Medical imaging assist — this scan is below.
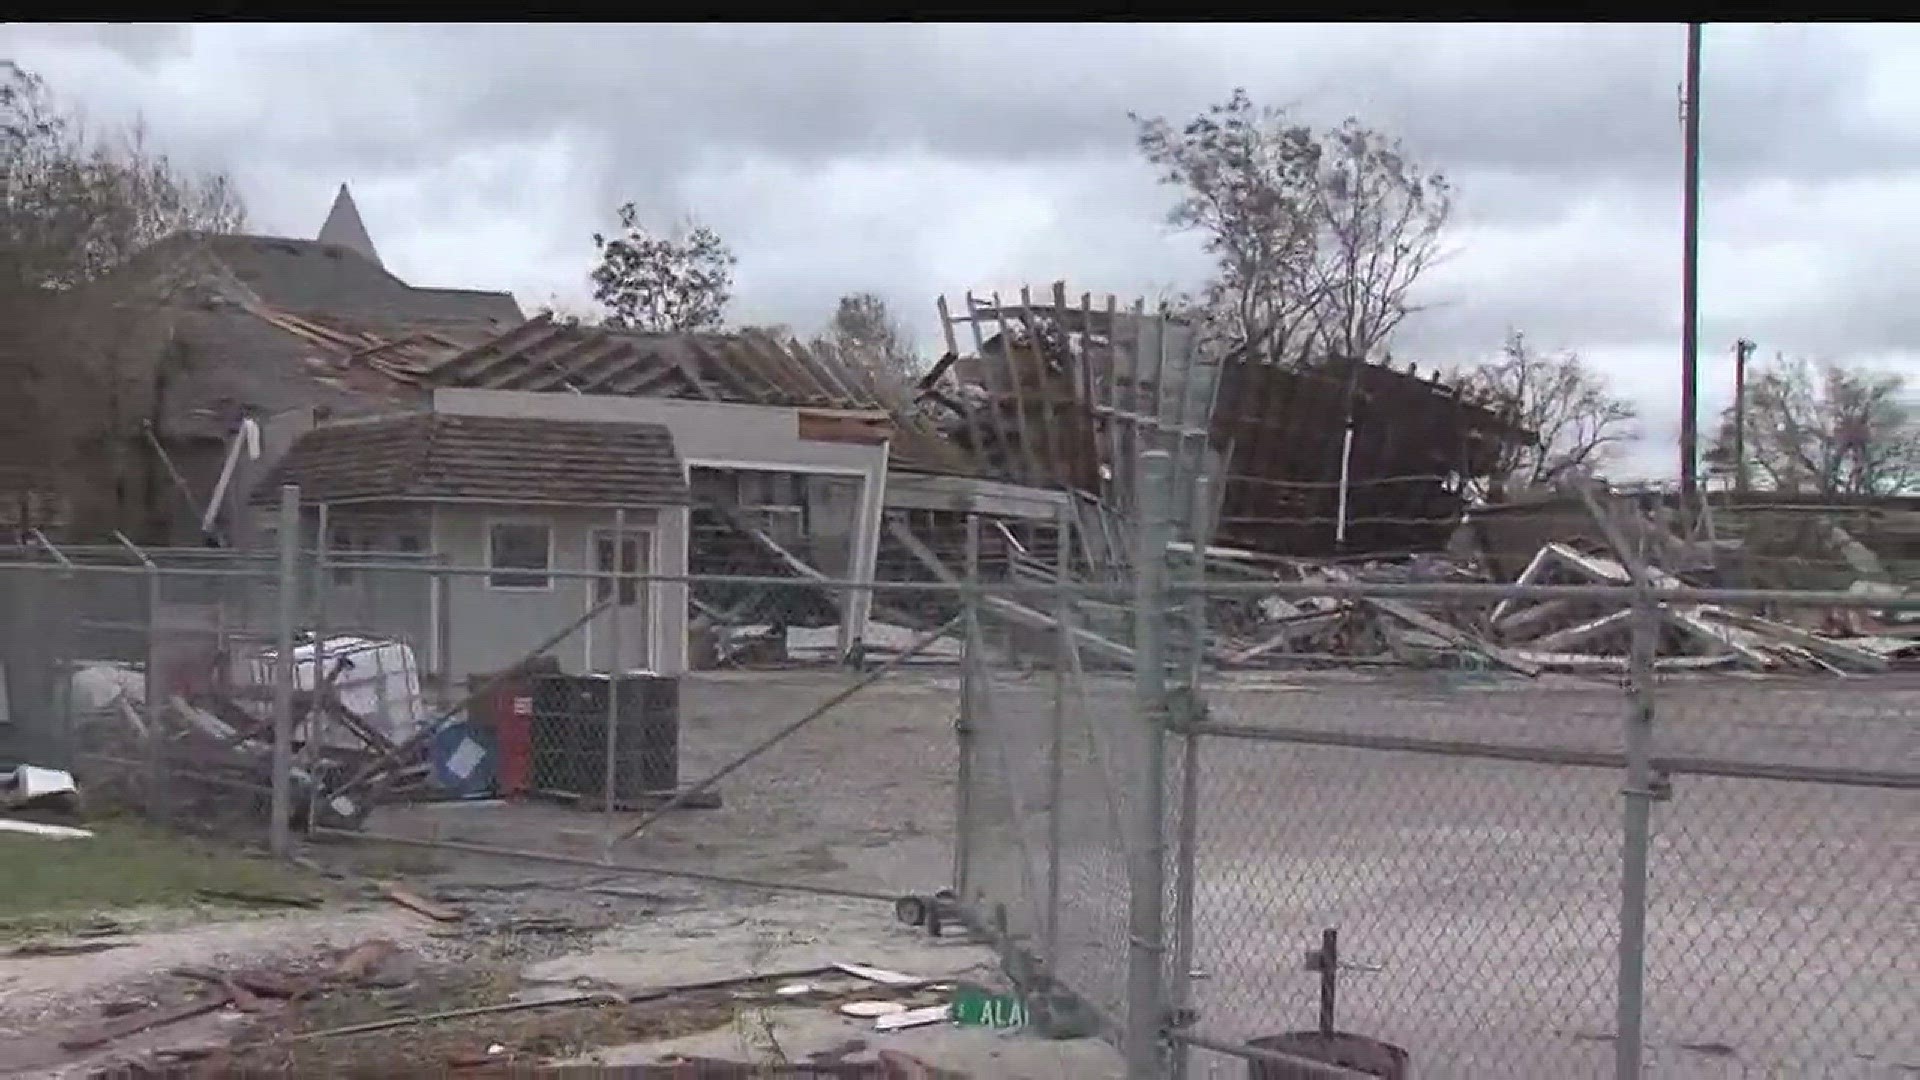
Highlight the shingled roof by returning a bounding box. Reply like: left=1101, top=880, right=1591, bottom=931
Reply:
left=79, top=208, right=526, bottom=438
left=256, top=412, right=690, bottom=509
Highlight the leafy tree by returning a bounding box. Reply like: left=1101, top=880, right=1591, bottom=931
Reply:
left=814, top=291, right=919, bottom=382
left=589, top=203, right=735, bottom=332
left=0, top=61, right=248, bottom=535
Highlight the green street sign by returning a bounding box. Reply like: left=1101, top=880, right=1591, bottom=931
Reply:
left=950, top=987, right=1029, bottom=1029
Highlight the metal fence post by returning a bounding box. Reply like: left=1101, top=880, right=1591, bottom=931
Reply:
left=144, top=563, right=168, bottom=825
left=1168, top=473, right=1210, bottom=1080
left=35, top=533, right=79, bottom=771
left=1127, top=449, right=1174, bottom=1080
left=434, top=558, right=452, bottom=689
left=269, top=484, right=300, bottom=858
left=1617, top=553, right=1658, bottom=1079
left=602, top=507, right=626, bottom=857
left=953, top=513, right=981, bottom=900
left=306, top=505, right=331, bottom=835
left=115, top=532, right=170, bottom=828
left=1046, top=503, right=1071, bottom=971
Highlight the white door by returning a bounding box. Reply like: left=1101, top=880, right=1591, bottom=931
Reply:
left=587, top=528, right=651, bottom=674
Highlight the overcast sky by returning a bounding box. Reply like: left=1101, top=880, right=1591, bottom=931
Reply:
left=6, top=22, right=1919, bottom=480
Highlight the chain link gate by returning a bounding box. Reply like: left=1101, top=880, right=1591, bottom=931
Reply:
left=948, top=453, right=1918, bottom=1079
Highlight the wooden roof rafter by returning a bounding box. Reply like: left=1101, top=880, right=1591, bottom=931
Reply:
left=432, top=315, right=566, bottom=388
left=691, top=334, right=786, bottom=404
left=603, top=345, right=707, bottom=397
left=517, top=332, right=634, bottom=393
left=754, top=332, right=851, bottom=406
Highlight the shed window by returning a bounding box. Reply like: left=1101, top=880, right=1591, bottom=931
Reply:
left=330, top=524, right=360, bottom=585
left=488, top=523, right=552, bottom=589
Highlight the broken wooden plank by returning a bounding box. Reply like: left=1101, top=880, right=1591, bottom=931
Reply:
left=1508, top=651, right=1740, bottom=675
left=59, top=992, right=231, bottom=1050
left=1525, top=609, right=1635, bottom=654
left=1663, top=608, right=1772, bottom=670
left=0, top=818, right=93, bottom=839
left=172, top=965, right=310, bottom=1001
left=379, top=883, right=465, bottom=923
left=1492, top=598, right=1583, bottom=639
left=875, top=1003, right=952, bottom=1033
left=1363, top=597, right=1542, bottom=677
left=1698, top=608, right=1892, bottom=672
left=12, top=939, right=127, bottom=958
left=1487, top=542, right=1659, bottom=625
left=195, top=885, right=321, bottom=909
left=1227, top=610, right=1348, bottom=665
left=832, top=961, right=923, bottom=988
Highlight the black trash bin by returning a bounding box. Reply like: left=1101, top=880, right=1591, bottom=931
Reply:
left=1245, top=1032, right=1409, bottom=1079
left=528, top=673, right=679, bottom=801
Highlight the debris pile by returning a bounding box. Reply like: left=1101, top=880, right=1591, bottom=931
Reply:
left=1208, top=533, right=1920, bottom=678
left=67, top=636, right=441, bottom=832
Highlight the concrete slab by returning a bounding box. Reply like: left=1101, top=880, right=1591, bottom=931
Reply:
left=522, top=895, right=990, bottom=993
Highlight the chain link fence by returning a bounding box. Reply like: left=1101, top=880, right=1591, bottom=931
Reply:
left=4, top=460, right=1916, bottom=1079
left=946, top=454, right=1918, bottom=1079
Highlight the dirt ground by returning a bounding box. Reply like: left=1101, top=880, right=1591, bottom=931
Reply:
left=0, top=668, right=1122, bottom=1079
left=4, top=666, right=1912, bottom=1078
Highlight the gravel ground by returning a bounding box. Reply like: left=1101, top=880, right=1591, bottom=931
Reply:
left=342, top=666, right=1915, bottom=1078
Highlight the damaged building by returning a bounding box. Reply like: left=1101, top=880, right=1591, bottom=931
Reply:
left=0, top=184, right=520, bottom=545
left=919, top=286, right=1532, bottom=560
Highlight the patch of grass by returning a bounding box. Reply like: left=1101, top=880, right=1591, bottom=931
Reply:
left=0, top=817, right=326, bottom=939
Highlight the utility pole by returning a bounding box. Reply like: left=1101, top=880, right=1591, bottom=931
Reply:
left=1733, top=338, right=1755, bottom=493
left=1679, top=22, right=1704, bottom=499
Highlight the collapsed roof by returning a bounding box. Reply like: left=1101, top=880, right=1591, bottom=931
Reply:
left=393, top=315, right=986, bottom=479
left=921, top=286, right=1536, bottom=557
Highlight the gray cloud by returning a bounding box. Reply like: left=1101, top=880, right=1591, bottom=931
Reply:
left=5, top=21, right=1920, bottom=482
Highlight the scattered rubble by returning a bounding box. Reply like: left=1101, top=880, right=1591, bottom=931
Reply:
left=1204, top=502, right=1920, bottom=678
left=63, top=634, right=458, bottom=833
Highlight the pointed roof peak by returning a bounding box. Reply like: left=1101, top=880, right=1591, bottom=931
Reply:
left=317, top=183, right=382, bottom=267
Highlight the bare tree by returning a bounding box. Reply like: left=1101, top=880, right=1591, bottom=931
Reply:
left=1706, top=355, right=1920, bottom=495
left=532, top=293, right=603, bottom=327
left=1131, top=88, right=1450, bottom=362
left=1456, top=331, right=1639, bottom=495
left=590, top=204, right=736, bottom=332
left=814, top=291, right=919, bottom=382
left=0, top=61, right=248, bottom=535
left=1308, top=119, right=1452, bottom=360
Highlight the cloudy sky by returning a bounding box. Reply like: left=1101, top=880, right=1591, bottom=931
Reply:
left=5, top=22, right=1918, bottom=480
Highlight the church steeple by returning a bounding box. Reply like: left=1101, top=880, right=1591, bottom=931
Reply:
left=317, top=183, right=382, bottom=267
